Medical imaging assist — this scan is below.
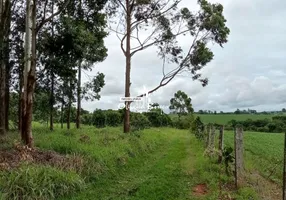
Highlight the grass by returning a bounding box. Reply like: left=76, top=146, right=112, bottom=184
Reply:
left=0, top=125, right=276, bottom=199
left=224, top=131, right=284, bottom=184
left=196, top=114, right=274, bottom=125
left=0, top=164, right=84, bottom=200
left=169, top=113, right=275, bottom=125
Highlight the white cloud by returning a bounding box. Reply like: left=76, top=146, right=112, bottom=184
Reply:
left=81, top=0, right=286, bottom=113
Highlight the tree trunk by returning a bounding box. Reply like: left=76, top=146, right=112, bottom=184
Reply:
left=5, top=63, right=9, bottom=131
left=0, top=55, right=5, bottom=135
left=22, top=0, right=35, bottom=148
left=67, top=102, right=71, bottom=130
left=0, top=0, right=11, bottom=135
left=49, top=0, right=54, bottom=131
left=76, top=64, right=81, bottom=129
left=49, top=71, right=54, bottom=131
left=4, top=11, right=10, bottom=131
left=61, top=100, right=63, bottom=129
left=18, top=66, right=23, bottom=131
left=123, top=0, right=131, bottom=133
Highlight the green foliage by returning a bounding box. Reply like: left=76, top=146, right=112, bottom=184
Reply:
left=226, top=118, right=286, bottom=133
left=0, top=165, right=84, bottom=200
left=172, top=115, right=194, bottom=129
left=82, top=73, right=105, bottom=101
left=222, top=147, right=234, bottom=176
left=92, top=109, right=106, bottom=128
left=144, top=111, right=172, bottom=127
left=169, top=90, right=194, bottom=119
left=81, top=114, right=93, bottom=126
left=191, top=116, right=205, bottom=140
left=105, top=110, right=122, bottom=127
left=130, top=112, right=151, bottom=131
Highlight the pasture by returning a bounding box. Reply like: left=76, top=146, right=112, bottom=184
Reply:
left=196, top=114, right=274, bottom=124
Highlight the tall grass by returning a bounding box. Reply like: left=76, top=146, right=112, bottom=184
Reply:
left=0, top=126, right=166, bottom=199
left=0, top=164, right=84, bottom=200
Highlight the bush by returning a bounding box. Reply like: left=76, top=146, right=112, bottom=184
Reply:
left=267, top=123, right=277, bottom=132
left=272, top=116, right=286, bottom=122
left=0, top=165, right=85, bottom=200
left=257, top=126, right=269, bottom=132
left=105, top=110, right=122, bottom=127
left=92, top=109, right=106, bottom=128
left=144, top=112, right=172, bottom=127
left=172, top=115, right=193, bottom=129
left=191, top=117, right=205, bottom=140
left=81, top=114, right=93, bottom=125
left=130, top=112, right=151, bottom=131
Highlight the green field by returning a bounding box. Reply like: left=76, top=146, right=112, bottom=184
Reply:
left=224, top=131, right=284, bottom=183
left=196, top=114, right=274, bottom=124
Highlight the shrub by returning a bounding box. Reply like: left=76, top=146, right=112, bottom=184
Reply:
left=105, top=110, right=122, bottom=126
left=272, top=116, right=286, bottom=122
left=0, top=165, right=85, bottom=200
left=92, top=109, right=106, bottom=128
left=144, top=112, right=172, bottom=127
left=267, top=123, right=277, bottom=132
left=130, top=112, right=151, bottom=131
left=191, top=117, right=205, bottom=140
left=81, top=114, right=93, bottom=125
left=257, top=126, right=269, bottom=132
left=172, top=115, right=193, bottom=129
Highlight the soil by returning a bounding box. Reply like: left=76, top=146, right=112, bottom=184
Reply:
left=0, top=142, right=83, bottom=171
left=193, top=183, right=208, bottom=196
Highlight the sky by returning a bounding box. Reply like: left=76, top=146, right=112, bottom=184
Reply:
left=81, top=0, right=286, bottom=113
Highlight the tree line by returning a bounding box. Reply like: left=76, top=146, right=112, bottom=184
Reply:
left=0, top=0, right=229, bottom=148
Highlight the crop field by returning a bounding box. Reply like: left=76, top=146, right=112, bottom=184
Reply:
left=196, top=114, right=275, bottom=124
left=224, top=131, right=284, bottom=183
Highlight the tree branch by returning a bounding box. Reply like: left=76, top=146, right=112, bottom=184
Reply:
left=36, top=0, right=71, bottom=33
left=130, top=29, right=189, bottom=57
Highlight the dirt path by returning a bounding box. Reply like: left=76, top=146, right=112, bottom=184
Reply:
left=61, top=131, right=195, bottom=200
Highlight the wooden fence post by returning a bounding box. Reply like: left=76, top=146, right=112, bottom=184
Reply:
left=235, top=126, right=244, bottom=188
left=205, top=124, right=211, bottom=148
left=218, top=125, right=224, bottom=164
left=209, top=125, right=215, bottom=150
left=283, top=132, right=286, bottom=200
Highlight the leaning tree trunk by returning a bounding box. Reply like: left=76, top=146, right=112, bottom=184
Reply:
left=123, top=0, right=131, bottom=133
left=76, top=64, right=81, bottom=129
left=22, top=0, right=35, bottom=148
